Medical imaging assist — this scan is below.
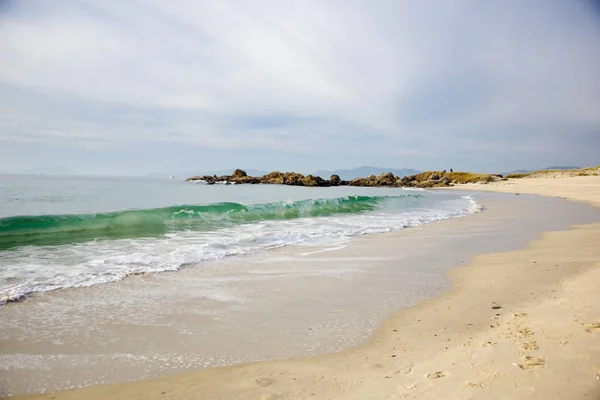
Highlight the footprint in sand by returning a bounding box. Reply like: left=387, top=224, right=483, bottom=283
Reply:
left=516, top=327, right=534, bottom=338
left=399, top=364, right=414, bottom=375
left=254, top=377, right=275, bottom=387
left=361, top=363, right=383, bottom=369
left=426, top=371, right=448, bottom=379
left=465, top=381, right=485, bottom=388
left=521, top=341, right=539, bottom=350
left=580, top=321, right=600, bottom=333
left=518, top=356, right=545, bottom=370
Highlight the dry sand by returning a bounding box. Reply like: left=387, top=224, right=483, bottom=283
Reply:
left=14, top=176, right=600, bottom=400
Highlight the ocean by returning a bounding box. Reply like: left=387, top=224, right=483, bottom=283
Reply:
left=0, top=174, right=477, bottom=305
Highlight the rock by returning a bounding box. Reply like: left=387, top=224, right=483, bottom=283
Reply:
left=416, top=180, right=438, bottom=188
left=300, top=175, right=326, bottom=187
left=375, top=172, right=396, bottom=186
left=186, top=169, right=493, bottom=188
left=232, top=169, right=247, bottom=178
left=185, top=175, right=215, bottom=183
left=185, top=175, right=205, bottom=181
left=415, top=179, right=452, bottom=188
left=231, top=176, right=260, bottom=184
left=349, top=177, right=369, bottom=187
left=282, top=172, right=304, bottom=186
left=262, top=171, right=284, bottom=185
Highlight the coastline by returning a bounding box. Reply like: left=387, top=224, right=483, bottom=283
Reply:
left=12, top=177, right=600, bottom=399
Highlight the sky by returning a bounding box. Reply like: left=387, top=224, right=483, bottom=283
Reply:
left=0, top=0, right=599, bottom=176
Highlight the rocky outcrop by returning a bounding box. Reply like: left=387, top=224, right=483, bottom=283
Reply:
left=347, top=172, right=400, bottom=187
left=186, top=169, right=497, bottom=188
left=262, top=171, right=285, bottom=185
left=281, top=172, right=305, bottom=186
left=329, top=174, right=341, bottom=186
left=232, top=169, right=247, bottom=178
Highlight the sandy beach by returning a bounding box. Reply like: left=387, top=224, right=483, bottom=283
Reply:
left=11, top=176, right=600, bottom=400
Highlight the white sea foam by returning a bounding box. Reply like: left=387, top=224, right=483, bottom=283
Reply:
left=0, top=194, right=479, bottom=304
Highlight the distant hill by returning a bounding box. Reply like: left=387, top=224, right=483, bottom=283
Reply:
left=313, top=166, right=421, bottom=181
left=202, top=168, right=269, bottom=177
left=502, top=166, right=579, bottom=176
left=147, top=168, right=269, bottom=179
left=0, top=165, right=77, bottom=175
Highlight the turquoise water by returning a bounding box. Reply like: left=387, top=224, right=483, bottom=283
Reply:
left=0, top=174, right=477, bottom=303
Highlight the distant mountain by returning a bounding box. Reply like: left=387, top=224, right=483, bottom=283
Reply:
left=313, top=166, right=421, bottom=181
left=203, top=168, right=269, bottom=177
left=147, top=168, right=269, bottom=179
left=502, top=166, right=579, bottom=176
left=0, top=165, right=77, bottom=175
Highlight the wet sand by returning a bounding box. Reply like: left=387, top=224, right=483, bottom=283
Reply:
left=4, top=177, right=600, bottom=399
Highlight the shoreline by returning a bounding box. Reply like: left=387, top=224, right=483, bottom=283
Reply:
left=12, top=177, right=600, bottom=399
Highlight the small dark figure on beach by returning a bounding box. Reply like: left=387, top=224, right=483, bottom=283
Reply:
left=450, top=168, right=453, bottom=172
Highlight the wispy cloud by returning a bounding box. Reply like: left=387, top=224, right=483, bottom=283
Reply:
left=0, top=0, right=599, bottom=173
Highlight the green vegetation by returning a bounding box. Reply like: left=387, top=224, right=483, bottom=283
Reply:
left=443, top=172, right=494, bottom=184
left=506, top=165, right=600, bottom=179
left=406, top=170, right=495, bottom=185
left=505, top=172, right=532, bottom=179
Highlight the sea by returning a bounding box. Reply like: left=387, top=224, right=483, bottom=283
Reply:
left=0, top=174, right=478, bottom=305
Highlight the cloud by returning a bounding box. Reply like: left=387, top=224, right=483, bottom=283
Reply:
left=0, top=0, right=599, bottom=173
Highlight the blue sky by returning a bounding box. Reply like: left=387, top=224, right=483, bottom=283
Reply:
left=0, top=0, right=599, bottom=175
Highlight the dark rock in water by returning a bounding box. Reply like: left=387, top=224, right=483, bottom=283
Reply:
left=232, top=169, right=247, bottom=178
left=186, top=169, right=494, bottom=188
left=282, top=172, right=304, bottom=186
left=262, top=171, right=285, bottom=185
left=375, top=172, right=396, bottom=186
left=348, top=172, right=398, bottom=187
left=231, top=176, right=260, bottom=184
left=348, top=177, right=369, bottom=187
left=395, top=176, right=412, bottom=187
left=300, top=174, right=326, bottom=187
